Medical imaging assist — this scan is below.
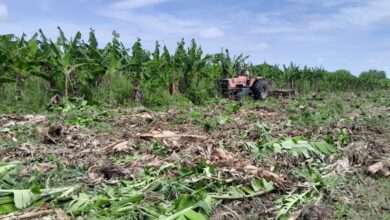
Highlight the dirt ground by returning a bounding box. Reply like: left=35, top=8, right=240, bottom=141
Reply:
left=0, top=91, right=389, bottom=219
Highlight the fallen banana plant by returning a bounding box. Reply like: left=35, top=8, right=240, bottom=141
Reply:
left=246, top=137, right=336, bottom=161
left=209, top=178, right=275, bottom=200
left=0, top=163, right=19, bottom=189
left=276, top=187, right=316, bottom=219
left=0, top=185, right=81, bottom=214
left=275, top=160, right=330, bottom=218
left=161, top=195, right=212, bottom=220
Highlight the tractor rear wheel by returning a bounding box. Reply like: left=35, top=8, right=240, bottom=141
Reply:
left=252, top=80, right=269, bottom=100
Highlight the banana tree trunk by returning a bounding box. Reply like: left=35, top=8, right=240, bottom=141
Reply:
left=133, top=71, right=144, bottom=103
left=169, top=70, right=178, bottom=95
left=133, top=86, right=142, bottom=103
left=64, top=76, right=68, bottom=97
left=0, top=84, right=4, bottom=96
left=289, top=79, right=294, bottom=90
left=15, top=72, right=26, bottom=99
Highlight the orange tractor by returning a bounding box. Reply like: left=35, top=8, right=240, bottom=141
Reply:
left=219, top=70, right=269, bottom=100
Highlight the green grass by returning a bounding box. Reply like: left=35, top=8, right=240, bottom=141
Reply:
left=331, top=175, right=390, bottom=219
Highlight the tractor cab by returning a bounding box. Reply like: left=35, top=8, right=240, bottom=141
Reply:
left=219, top=70, right=269, bottom=100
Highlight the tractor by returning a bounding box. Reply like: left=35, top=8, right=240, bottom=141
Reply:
left=219, top=69, right=269, bottom=100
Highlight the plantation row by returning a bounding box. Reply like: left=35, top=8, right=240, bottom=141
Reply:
left=0, top=28, right=389, bottom=110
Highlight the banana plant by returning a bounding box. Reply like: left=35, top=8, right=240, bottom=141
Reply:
left=142, top=41, right=166, bottom=102
left=101, top=31, right=124, bottom=103
left=161, top=45, right=174, bottom=94
left=283, top=62, right=301, bottom=91
left=5, top=33, right=51, bottom=97
left=0, top=34, right=17, bottom=85
left=311, top=67, right=324, bottom=91
left=48, top=27, right=89, bottom=97
left=213, top=49, right=233, bottom=78
left=173, top=39, right=187, bottom=94
left=75, top=29, right=106, bottom=96
left=187, top=39, right=212, bottom=88
left=129, top=38, right=150, bottom=102
left=301, top=66, right=313, bottom=93
left=232, top=53, right=249, bottom=74
left=251, top=62, right=283, bottom=88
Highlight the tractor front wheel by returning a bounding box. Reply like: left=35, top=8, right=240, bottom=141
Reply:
left=252, top=80, right=269, bottom=100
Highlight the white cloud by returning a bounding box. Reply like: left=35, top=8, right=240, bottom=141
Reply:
left=102, top=0, right=226, bottom=40
left=98, top=8, right=227, bottom=41
left=251, top=0, right=390, bottom=34
left=99, top=9, right=200, bottom=37
left=110, top=0, right=170, bottom=10
left=0, top=3, right=8, bottom=20
left=337, top=0, right=390, bottom=26
left=101, top=0, right=208, bottom=40
left=199, top=27, right=224, bottom=38
left=366, top=56, right=385, bottom=63
left=252, top=26, right=299, bottom=34
left=251, top=12, right=302, bottom=34
left=286, top=0, right=361, bottom=7
left=38, top=0, right=51, bottom=12
left=251, top=43, right=269, bottom=51
left=308, top=0, right=390, bottom=30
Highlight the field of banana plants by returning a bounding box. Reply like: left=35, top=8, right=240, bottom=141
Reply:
left=1, top=29, right=390, bottom=113
left=1, top=90, right=389, bottom=219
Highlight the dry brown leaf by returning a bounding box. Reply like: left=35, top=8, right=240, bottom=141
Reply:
left=4, top=115, right=47, bottom=127
left=261, top=170, right=285, bottom=182
left=213, top=148, right=233, bottom=160
left=145, top=158, right=164, bottom=167
left=243, top=164, right=259, bottom=175
left=136, top=112, right=154, bottom=122
left=87, top=165, right=104, bottom=184
left=367, top=158, right=390, bottom=177
left=5, top=209, right=55, bottom=220
left=33, top=162, right=56, bottom=172
left=54, top=209, right=71, bottom=220
left=335, top=157, right=350, bottom=174
left=138, top=130, right=206, bottom=140
left=113, top=141, right=129, bottom=152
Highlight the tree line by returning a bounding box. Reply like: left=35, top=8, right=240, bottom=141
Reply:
left=251, top=63, right=389, bottom=93
left=0, top=28, right=389, bottom=110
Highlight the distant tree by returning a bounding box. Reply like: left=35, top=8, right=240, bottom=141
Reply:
left=359, top=69, right=387, bottom=80
left=333, top=69, right=355, bottom=91
left=359, top=69, right=387, bottom=90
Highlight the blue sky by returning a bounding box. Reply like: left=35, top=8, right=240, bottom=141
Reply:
left=0, top=0, right=389, bottom=76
